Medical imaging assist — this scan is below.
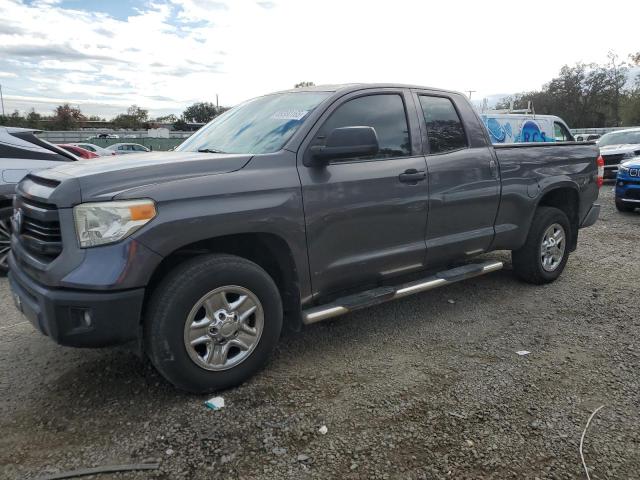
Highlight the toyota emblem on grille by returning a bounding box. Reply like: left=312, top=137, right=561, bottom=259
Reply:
left=12, top=208, right=23, bottom=233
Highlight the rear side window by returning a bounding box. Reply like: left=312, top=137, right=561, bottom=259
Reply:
left=317, top=94, right=411, bottom=160
left=418, top=96, right=467, bottom=154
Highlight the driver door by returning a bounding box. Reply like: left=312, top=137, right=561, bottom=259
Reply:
left=297, top=90, right=429, bottom=298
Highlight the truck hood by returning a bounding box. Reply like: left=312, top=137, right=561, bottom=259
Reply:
left=599, top=144, right=639, bottom=154
left=34, top=151, right=253, bottom=203
left=621, top=159, right=640, bottom=169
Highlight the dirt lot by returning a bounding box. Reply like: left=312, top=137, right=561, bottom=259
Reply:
left=1, top=186, right=638, bottom=480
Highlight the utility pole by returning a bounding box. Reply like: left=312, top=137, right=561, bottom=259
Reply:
left=0, top=83, right=5, bottom=117
left=466, top=90, right=476, bottom=99
left=216, top=94, right=219, bottom=108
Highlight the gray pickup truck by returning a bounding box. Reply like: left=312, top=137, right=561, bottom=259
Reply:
left=8, top=84, right=601, bottom=392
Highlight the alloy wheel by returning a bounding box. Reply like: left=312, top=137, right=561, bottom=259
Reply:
left=183, top=285, right=264, bottom=371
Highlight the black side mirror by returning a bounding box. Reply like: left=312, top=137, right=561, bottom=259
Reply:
left=306, top=126, right=379, bottom=167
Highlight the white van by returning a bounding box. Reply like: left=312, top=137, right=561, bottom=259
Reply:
left=479, top=113, right=574, bottom=144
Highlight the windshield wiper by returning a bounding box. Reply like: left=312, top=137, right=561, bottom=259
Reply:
left=197, top=148, right=227, bottom=154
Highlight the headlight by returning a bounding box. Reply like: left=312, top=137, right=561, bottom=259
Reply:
left=73, top=199, right=156, bottom=248
left=619, top=164, right=630, bottom=173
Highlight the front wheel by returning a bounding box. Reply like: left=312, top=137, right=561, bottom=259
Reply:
left=512, top=207, right=571, bottom=285
left=0, top=207, right=13, bottom=275
left=144, top=254, right=283, bottom=393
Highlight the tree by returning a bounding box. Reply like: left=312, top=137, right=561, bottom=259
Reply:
left=605, top=51, right=628, bottom=126
left=26, top=109, right=42, bottom=129
left=294, top=81, right=315, bottom=88
left=127, top=105, right=148, bottom=123
left=154, top=114, right=178, bottom=123
left=494, top=55, right=638, bottom=128
left=621, top=52, right=640, bottom=126
left=0, top=110, right=26, bottom=128
left=112, top=104, right=149, bottom=129
left=182, top=102, right=219, bottom=123
left=173, top=117, right=188, bottom=131
left=51, top=104, right=85, bottom=130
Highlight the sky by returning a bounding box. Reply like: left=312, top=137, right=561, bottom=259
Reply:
left=0, top=0, right=638, bottom=119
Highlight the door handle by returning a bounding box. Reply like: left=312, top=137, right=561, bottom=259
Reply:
left=399, top=169, right=426, bottom=183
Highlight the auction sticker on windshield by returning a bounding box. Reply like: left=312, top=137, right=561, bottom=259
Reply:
left=271, top=110, right=309, bottom=121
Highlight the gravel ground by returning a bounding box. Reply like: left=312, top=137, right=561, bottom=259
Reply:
left=1, top=186, right=638, bottom=480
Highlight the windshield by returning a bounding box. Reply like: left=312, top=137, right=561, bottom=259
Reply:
left=176, top=91, right=331, bottom=155
left=598, top=131, right=640, bottom=147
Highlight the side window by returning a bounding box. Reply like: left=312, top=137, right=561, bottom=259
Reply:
left=316, top=94, right=410, bottom=161
left=418, top=96, right=468, bottom=154
left=553, top=122, right=572, bottom=142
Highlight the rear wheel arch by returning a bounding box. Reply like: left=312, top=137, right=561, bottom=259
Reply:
left=143, top=232, right=303, bottom=332
left=535, top=185, right=580, bottom=251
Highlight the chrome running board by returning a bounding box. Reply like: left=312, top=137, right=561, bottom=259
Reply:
left=302, top=260, right=503, bottom=325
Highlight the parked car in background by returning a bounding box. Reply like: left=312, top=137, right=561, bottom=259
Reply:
left=97, top=133, right=119, bottom=139
left=480, top=113, right=574, bottom=144
left=106, top=143, right=151, bottom=155
left=0, top=127, right=77, bottom=273
left=615, top=158, right=640, bottom=212
left=71, top=143, right=117, bottom=157
left=7, top=83, right=601, bottom=392
left=574, top=133, right=601, bottom=142
left=57, top=144, right=99, bottom=159
left=596, top=128, right=640, bottom=179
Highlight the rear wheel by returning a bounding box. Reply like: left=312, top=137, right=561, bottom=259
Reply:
left=615, top=199, right=635, bottom=212
left=0, top=207, right=13, bottom=275
left=512, top=207, right=571, bottom=284
left=144, top=254, right=283, bottom=393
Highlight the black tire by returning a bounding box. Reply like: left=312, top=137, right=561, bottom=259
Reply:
left=615, top=200, right=635, bottom=213
left=511, top=207, right=571, bottom=285
left=144, top=254, right=283, bottom=393
left=0, top=207, right=13, bottom=275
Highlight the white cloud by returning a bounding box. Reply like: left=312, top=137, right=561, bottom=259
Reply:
left=0, top=0, right=638, bottom=118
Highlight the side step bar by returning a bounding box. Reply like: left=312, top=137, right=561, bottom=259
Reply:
left=302, top=260, right=503, bottom=325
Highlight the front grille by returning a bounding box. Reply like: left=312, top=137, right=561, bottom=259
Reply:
left=602, top=153, right=625, bottom=166
left=17, top=197, right=63, bottom=260
left=625, top=189, right=640, bottom=200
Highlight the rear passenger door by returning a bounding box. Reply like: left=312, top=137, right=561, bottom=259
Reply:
left=298, top=89, right=429, bottom=298
left=414, top=92, right=500, bottom=266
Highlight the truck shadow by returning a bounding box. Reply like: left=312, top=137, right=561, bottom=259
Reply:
left=14, top=257, right=527, bottom=419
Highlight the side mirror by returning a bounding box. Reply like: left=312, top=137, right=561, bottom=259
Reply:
left=306, top=126, right=379, bottom=166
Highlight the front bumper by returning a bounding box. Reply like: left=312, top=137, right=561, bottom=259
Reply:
left=8, top=253, right=145, bottom=347
left=615, top=173, right=640, bottom=204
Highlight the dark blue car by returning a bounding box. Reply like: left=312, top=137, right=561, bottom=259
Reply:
left=616, top=159, right=640, bottom=212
